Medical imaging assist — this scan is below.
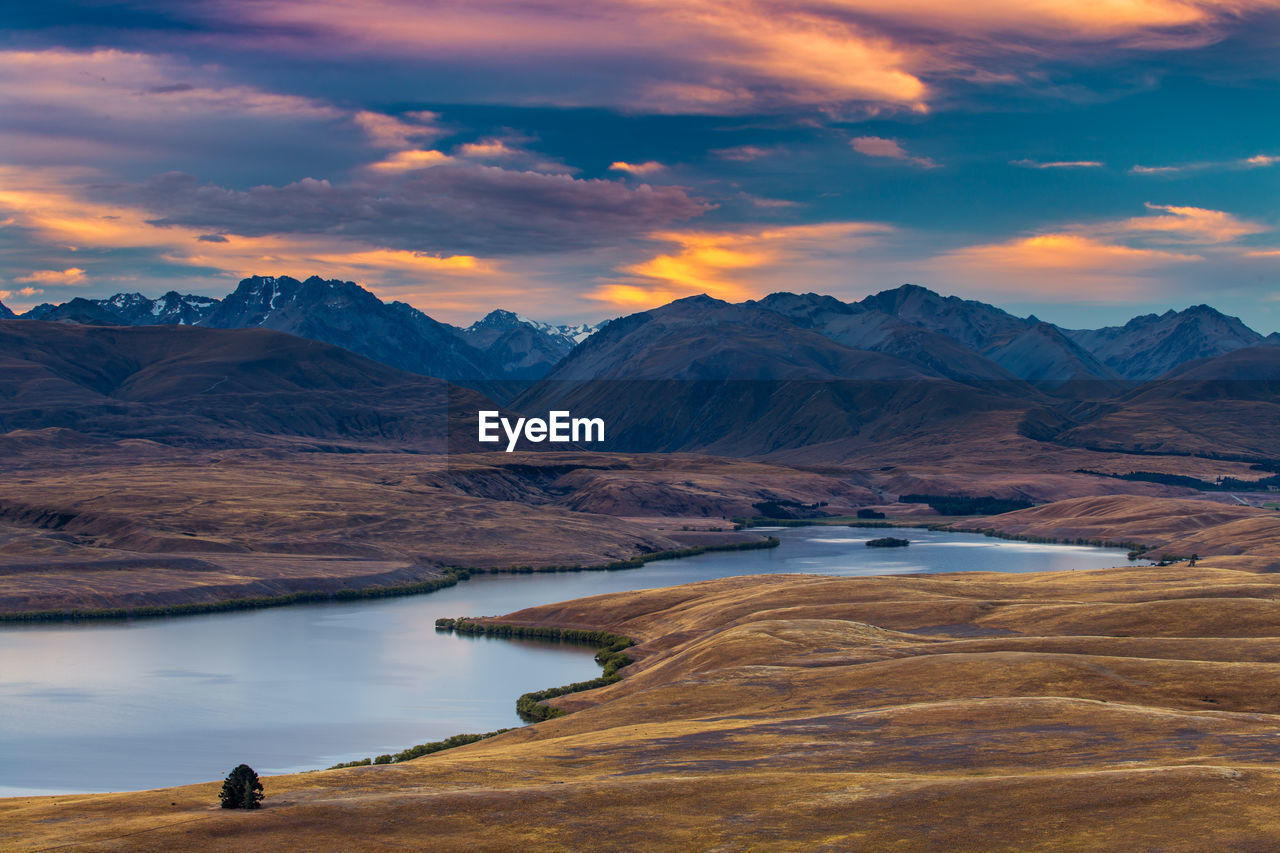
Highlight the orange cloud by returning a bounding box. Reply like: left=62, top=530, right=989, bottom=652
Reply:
left=1116, top=203, right=1268, bottom=243
left=366, top=149, right=452, bottom=172
left=823, top=0, right=1244, bottom=41
left=0, top=165, right=513, bottom=315
left=1012, top=159, right=1104, bottom=168
left=15, top=267, right=86, bottom=285
left=929, top=232, right=1202, bottom=299
left=590, top=221, right=893, bottom=309
left=454, top=140, right=521, bottom=159
left=851, top=136, right=938, bottom=167
left=203, top=0, right=1276, bottom=115
left=448, top=137, right=573, bottom=173
left=609, top=161, right=665, bottom=175
left=950, top=233, right=1199, bottom=269
left=354, top=110, right=444, bottom=148
left=589, top=283, right=692, bottom=309
left=0, top=286, right=44, bottom=300
left=211, top=0, right=932, bottom=114
left=302, top=249, right=491, bottom=276
left=679, top=9, right=928, bottom=113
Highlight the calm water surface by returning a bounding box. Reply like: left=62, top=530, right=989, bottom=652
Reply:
left=0, top=527, right=1131, bottom=796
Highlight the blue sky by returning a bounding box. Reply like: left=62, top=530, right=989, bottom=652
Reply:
left=1, top=0, right=1277, bottom=330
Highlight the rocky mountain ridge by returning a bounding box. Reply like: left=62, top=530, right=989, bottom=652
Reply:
left=12, top=279, right=1272, bottom=387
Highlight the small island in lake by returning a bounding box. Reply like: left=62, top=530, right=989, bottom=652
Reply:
left=866, top=536, right=910, bottom=548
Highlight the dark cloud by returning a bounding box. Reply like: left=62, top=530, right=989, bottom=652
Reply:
left=127, top=166, right=712, bottom=255
left=196, top=233, right=228, bottom=242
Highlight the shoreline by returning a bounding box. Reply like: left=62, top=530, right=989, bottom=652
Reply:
left=0, top=535, right=780, bottom=623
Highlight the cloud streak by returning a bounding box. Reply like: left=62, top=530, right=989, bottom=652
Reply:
left=1012, top=159, right=1104, bottom=169
left=15, top=267, right=86, bottom=285
left=591, top=221, right=894, bottom=308
left=161, top=0, right=1280, bottom=115
left=923, top=201, right=1271, bottom=300
left=123, top=166, right=710, bottom=255
left=1130, top=153, right=1280, bottom=174
left=610, top=161, right=665, bottom=175
left=851, top=136, right=938, bottom=167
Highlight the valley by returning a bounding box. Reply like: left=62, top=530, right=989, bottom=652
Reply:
left=9, top=560, right=1280, bottom=850
left=2, top=283, right=1278, bottom=850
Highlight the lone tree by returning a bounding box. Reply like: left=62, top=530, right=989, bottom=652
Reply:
left=219, top=764, right=264, bottom=810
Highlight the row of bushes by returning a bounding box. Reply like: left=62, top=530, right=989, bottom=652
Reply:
left=328, top=729, right=512, bottom=769
left=516, top=674, right=622, bottom=722
left=435, top=620, right=637, bottom=722
left=328, top=623, right=640, bottom=768
left=898, top=494, right=1035, bottom=516
left=1075, top=468, right=1280, bottom=492
left=750, top=499, right=829, bottom=520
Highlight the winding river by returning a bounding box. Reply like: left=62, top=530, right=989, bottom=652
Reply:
left=0, top=527, right=1132, bottom=796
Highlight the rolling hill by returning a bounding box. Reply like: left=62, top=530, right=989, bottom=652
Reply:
left=0, top=319, right=489, bottom=449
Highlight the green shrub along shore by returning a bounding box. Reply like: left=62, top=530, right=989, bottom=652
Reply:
left=0, top=537, right=779, bottom=623
left=328, top=731, right=513, bottom=769
left=327, top=621, right=637, bottom=769
left=435, top=619, right=636, bottom=722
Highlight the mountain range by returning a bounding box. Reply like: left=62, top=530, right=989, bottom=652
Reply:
left=10, top=278, right=1274, bottom=386
left=6, top=278, right=1278, bottom=460
left=8, top=277, right=602, bottom=384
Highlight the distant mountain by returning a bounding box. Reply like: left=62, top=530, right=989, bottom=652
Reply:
left=19, top=303, right=55, bottom=320
left=858, top=283, right=1030, bottom=353
left=0, top=299, right=12, bottom=320
left=545, top=294, right=935, bottom=381
left=13, top=278, right=1271, bottom=390
left=1066, top=305, right=1264, bottom=380
left=751, top=292, right=1021, bottom=383
left=9, top=277, right=595, bottom=384
left=465, top=311, right=599, bottom=349
left=519, top=294, right=1024, bottom=454
left=96, top=291, right=221, bottom=326
left=459, top=309, right=599, bottom=379
left=19, top=292, right=219, bottom=326
left=198, top=275, right=499, bottom=382
left=1159, top=344, right=1280, bottom=383
left=23, top=297, right=128, bottom=326
left=982, top=322, right=1121, bottom=384
left=0, top=319, right=491, bottom=450
left=854, top=284, right=1120, bottom=384
left=1037, top=345, right=1280, bottom=460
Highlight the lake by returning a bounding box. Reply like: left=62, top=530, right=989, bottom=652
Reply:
left=0, top=526, right=1132, bottom=796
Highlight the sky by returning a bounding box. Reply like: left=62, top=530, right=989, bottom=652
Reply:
left=1, top=0, right=1278, bottom=330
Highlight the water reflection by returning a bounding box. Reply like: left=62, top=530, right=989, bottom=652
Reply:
left=0, top=526, right=1130, bottom=795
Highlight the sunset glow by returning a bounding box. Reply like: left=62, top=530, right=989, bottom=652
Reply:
left=0, top=1, right=1275, bottom=327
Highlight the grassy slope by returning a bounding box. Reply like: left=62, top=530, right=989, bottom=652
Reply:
left=9, top=563, right=1280, bottom=851
left=968, top=493, right=1280, bottom=570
